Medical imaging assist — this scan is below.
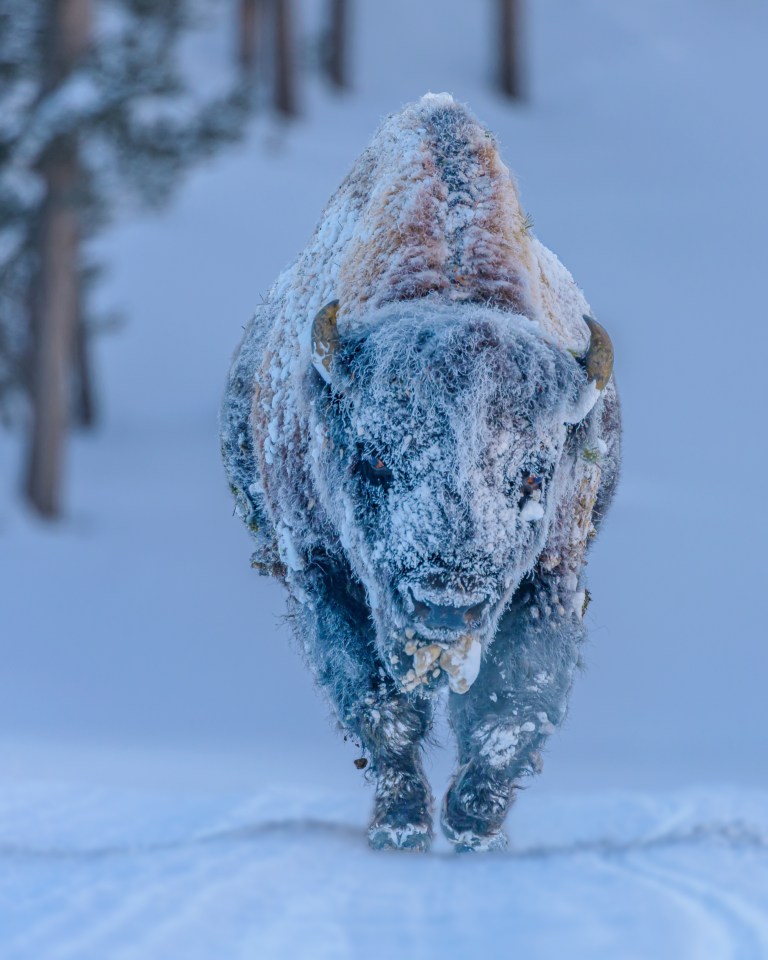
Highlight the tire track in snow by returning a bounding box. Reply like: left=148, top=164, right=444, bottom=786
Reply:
left=510, top=819, right=768, bottom=862
left=103, top=843, right=298, bottom=960
left=521, top=820, right=768, bottom=960
left=0, top=818, right=361, bottom=862
left=1, top=815, right=766, bottom=862
left=624, top=856, right=768, bottom=960
left=4, top=841, right=278, bottom=960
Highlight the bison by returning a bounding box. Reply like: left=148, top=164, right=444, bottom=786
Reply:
left=221, top=94, right=620, bottom=852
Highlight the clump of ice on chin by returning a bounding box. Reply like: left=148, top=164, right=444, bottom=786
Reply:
left=400, top=633, right=483, bottom=694
left=440, top=634, right=482, bottom=694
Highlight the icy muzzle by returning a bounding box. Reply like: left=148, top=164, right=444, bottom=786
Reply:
left=399, top=633, right=482, bottom=695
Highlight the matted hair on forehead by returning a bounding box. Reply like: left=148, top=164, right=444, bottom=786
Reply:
left=341, top=302, right=584, bottom=429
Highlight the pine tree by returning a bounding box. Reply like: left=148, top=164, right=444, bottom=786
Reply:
left=0, top=0, right=251, bottom=516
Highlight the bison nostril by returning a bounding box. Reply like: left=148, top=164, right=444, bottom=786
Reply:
left=412, top=598, right=431, bottom=621
left=464, top=599, right=489, bottom=624
left=418, top=597, right=489, bottom=629
left=405, top=586, right=491, bottom=629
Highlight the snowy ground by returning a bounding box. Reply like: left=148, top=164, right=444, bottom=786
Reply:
left=2, top=785, right=768, bottom=960
left=1, top=0, right=767, bottom=956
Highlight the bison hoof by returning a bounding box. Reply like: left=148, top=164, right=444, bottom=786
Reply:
left=368, top=821, right=433, bottom=852
left=441, top=819, right=508, bottom=853
left=368, top=765, right=433, bottom=852
left=440, top=781, right=510, bottom=853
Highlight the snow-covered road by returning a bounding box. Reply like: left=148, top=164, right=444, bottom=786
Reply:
left=2, top=785, right=767, bottom=959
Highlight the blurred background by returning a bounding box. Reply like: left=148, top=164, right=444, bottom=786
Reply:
left=1, top=0, right=767, bottom=956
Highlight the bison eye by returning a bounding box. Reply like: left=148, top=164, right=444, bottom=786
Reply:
left=359, top=452, right=393, bottom=487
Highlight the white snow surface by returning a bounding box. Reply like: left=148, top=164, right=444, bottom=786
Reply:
left=2, top=783, right=768, bottom=960
left=2, top=0, right=768, bottom=956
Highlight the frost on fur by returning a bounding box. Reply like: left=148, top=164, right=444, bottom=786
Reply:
left=221, top=94, right=621, bottom=852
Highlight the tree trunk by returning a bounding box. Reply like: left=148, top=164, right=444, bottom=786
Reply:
left=498, top=0, right=525, bottom=101
left=273, top=0, right=298, bottom=117
left=25, top=149, right=81, bottom=515
left=238, top=0, right=266, bottom=78
left=24, top=0, right=91, bottom=517
left=73, top=284, right=96, bottom=429
left=325, top=0, right=349, bottom=90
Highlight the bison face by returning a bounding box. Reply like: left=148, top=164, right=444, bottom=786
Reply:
left=309, top=302, right=610, bottom=694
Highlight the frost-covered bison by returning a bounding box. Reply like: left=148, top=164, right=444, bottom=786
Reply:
left=221, top=94, right=620, bottom=852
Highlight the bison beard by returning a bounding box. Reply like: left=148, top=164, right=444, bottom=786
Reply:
left=221, top=94, right=621, bottom=852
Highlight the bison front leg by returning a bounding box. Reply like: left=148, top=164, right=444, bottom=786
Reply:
left=361, top=689, right=434, bottom=852
left=289, top=564, right=434, bottom=851
left=443, top=574, right=586, bottom=852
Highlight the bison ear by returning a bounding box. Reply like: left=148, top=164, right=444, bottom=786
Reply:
left=564, top=315, right=615, bottom=424
left=311, top=300, right=341, bottom=385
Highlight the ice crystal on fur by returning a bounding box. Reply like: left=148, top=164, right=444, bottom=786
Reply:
left=221, top=94, right=621, bottom=852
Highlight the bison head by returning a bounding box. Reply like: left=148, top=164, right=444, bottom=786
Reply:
left=308, top=300, right=612, bottom=695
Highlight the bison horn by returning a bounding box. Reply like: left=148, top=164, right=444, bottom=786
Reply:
left=311, top=299, right=340, bottom=384
left=579, top=315, right=614, bottom=391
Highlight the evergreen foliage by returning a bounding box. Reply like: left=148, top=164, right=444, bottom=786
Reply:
left=0, top=0, right=251, bottom=416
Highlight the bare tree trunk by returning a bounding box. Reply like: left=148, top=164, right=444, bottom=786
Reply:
left=22, top=231, right=41, bottom=401
left=238, top=0, right=266, bottom=78
left=273, top=0, right=298, bottom=117
left=25, top=150, right=81, bottom=514
left=24, top=0, right=91, bottom=517
left=498, top=0, right=525, bottom=101
left=325, top=0, right=349, bottom=90
left=50, top=0, right=92, bottom=81
left=72, top=281, right=95, bottom=428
